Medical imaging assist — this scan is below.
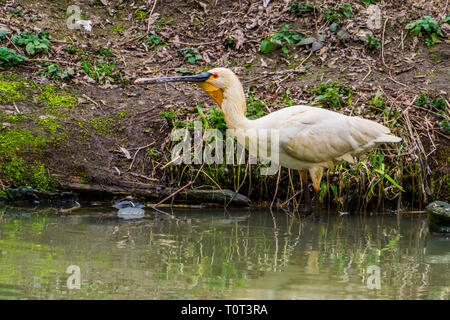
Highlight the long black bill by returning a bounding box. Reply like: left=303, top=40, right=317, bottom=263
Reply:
left=134, top=72, right=212, bottom=85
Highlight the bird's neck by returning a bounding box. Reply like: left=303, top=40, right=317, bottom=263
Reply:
left=221, top=82, right=251, bottom=130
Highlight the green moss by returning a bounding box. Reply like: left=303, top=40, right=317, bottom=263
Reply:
left=111, top=25, right=124, bottom=34
left=0, top=73, right=18, bottom=80
left=0, top=129, right=47, bottom=154
left=88, top=117, right=115, bottom=135
left=39, top=85, right=78, bottom=108
left=35, top=117, right=61, bottom=135
left=2, top=114, right=29, bottom=124
left=0, top=128, right=56, bottom=191
left=0, top=80, right=25, bottom=102
left=2, top=158, right=56, bottom=191
left=116, top=111, right=129, bottom=119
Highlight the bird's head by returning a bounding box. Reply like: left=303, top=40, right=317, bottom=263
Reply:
left=134, top=67, right=238, bottom=108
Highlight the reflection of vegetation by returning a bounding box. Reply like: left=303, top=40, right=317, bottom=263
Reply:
left=0, top=211, right=446, bottom=299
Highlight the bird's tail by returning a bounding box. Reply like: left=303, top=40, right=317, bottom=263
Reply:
left=375, top=134, right=402, bottom=143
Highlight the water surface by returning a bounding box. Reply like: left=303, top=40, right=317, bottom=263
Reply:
left=0, top=206, right=448, bottom=299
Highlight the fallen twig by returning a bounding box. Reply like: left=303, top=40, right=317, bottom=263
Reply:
left=152, top=180, right=194, bottom=208
left=381, top=17, right=392, bottom=70
left=129, top=142, right=156, bottom=170
left=150, top=205, right=185, bottom=222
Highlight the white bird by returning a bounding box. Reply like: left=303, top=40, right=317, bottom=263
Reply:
left=135, top=67, right=402, bottom=218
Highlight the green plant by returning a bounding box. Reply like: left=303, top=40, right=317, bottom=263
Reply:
left=415, top=93, right=430, bottom=107
left=361, top=0, right=377, bottom=4
left=175, top=68, right=196, bottom=75
left=0, top=30, right=9, bottom=41
left=146, top=147, right=161, bottom=157
left=372, top=153, right=405, bottom=192
left=111, top=25, right=124, bottom=34
left=179, top=48, right=202, bottom=64
left=38, top=62, right=74, bottom=80
left=134, top=9, right=148, bottom=21
left=415, top=93, right=447, bottom=111
left=311, top=82, right=352, bottom=108
left=288, top=1, right=317, bottom=15
left=160, top=108, right=178, bottom=127
left=96, top=47, right=115, bottom=56
left=323, top=4, right=352, bottom=22
left=369, top=90, right=385, bottom=112
left=63, top=44, right=77, bottom=54
left=12, top=31, right=50, bottom=56
left=260, top=25, right=303, bottom=54
left=283, top=89, right=294, bottom=107
left=431, top=97, right=447, bottom=110
left=442, top=15, right=450, bottom=24
left=142, top=34, right=164, bottom=49
left=152, top=10, right=174, bottom=32
left=207, top=106, right=227, bottom=130
left=439, top=119, right=449, bottom=134
left=247, top=88, right=266, bottom=119
left=81, top=58, right=116, bottom=83
left=12, top=7, right=24, bottom=17
left=406, top=16, right=443, bottom=47
left=365, top=33, right=381, bottom=50
left=0, top=47, right=25, bottom=66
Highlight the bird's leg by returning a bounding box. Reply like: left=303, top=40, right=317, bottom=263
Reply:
left=299, top=170, right=312, bottom=214
left=309, top=168, right=323, bottom=221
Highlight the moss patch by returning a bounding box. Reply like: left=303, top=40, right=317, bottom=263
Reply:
left=0, top=80, right=25, bottom=102
left=0, top=128, right=56, bottom=191
left=88, top=117, right=115, bottom=135
left=39, top=85, right=78, bottom=108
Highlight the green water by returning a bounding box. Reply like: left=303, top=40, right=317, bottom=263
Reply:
left=0, top=206, right=448, bottom=300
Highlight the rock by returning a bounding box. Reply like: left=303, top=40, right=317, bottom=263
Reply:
left=426, top=201, right=450, bottom=233
left=117, top=207, right=145, bottom=220
left=113, top=196, right=145, bottom=209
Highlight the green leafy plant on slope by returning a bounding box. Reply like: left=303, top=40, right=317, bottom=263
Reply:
left=260, top=25, right=303, bottom=54
left=12, top=31, right=50, bottom=56
left=406, top=16, right=444, bottom=47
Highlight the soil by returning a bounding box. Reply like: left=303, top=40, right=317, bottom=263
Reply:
left=0, top=0, right=448, bottom=209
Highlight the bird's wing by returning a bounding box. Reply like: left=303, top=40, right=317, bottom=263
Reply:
left=280, top=109, right=393, bottom=163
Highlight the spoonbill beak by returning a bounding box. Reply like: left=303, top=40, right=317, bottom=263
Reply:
left=134, top=71, right=223, bottom=107
left=134, top=72, right=212, bottom=85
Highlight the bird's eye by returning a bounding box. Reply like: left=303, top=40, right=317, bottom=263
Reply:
left=212, top=73, right=219, bottom=78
